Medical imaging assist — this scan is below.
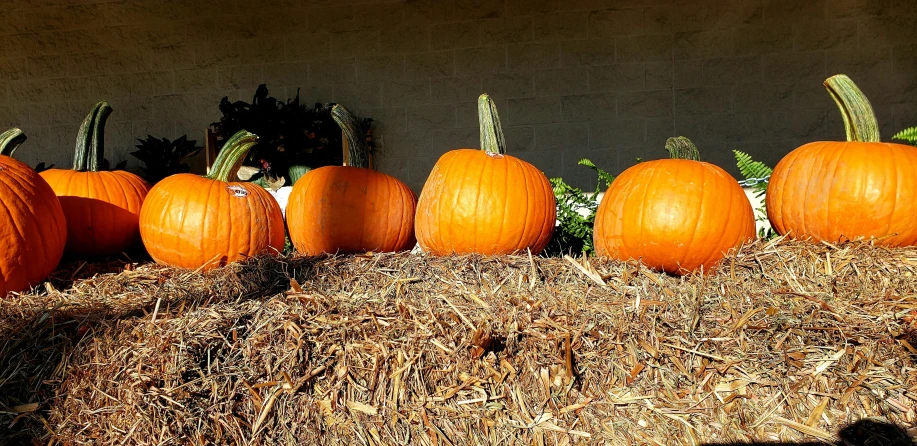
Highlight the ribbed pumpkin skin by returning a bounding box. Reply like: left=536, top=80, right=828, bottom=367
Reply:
left=139, top=174, right=285, bottom=271
left=594, top=159, right=755, bottom=275
left=415, top=149, right=556, bottom=255
left=40, top=170, right=149, bottom=256
left=767, top=141, right=917, bottom=246
left=287, top=166, right=417, bottom=255
left=0, top=156, right=67, bottom=297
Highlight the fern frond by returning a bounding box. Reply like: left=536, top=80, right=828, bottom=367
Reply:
left=578, top=158, right=615, bottom=191
left=893, top=126, right=917, bottom=145
left=733, top=150, right=772, bottom=180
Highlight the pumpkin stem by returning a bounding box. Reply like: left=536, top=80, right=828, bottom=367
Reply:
left=206, top=129, right=260, bottom=182
left=331, top=104, right=370, bottom=169
left=665, top=136, right=700, bottom=161
left=0, top=128, right=26, bottom=157
left=824, top=74, right=880, bottom=143
left=478, top=93, right=507, bottom=156
left=73, top=101, right=113, bottom=172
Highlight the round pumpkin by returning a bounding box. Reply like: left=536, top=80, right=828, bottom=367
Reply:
left=767, top=74, right=917, bottom=246
left=594, top=137, right=755, bottom=275
left=139, top=129, right=285, bottom=271
left=0, top=128, right=67, bottom=297
left=415, top=94, right=556, bottom=255
left=287, top=104, right=416, bottom=255
left=40, top=102, right=150, bottom=257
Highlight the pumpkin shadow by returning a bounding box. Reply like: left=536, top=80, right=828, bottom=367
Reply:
left=700, top=419, right=915, bottom=446
left=0, top=254, right=316, bottom=443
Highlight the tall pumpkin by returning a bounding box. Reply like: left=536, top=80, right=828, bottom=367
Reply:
left=594, top=137, right=755, bottom=275
left=767, top=74, right=917, bottom=246
left=287, top=105, right=416, bottom=255
left=0, top=128, right=67, bottom=297
left=40, top=102, right=150, bottom=257
left=139, top=130, right=285, bottom=271
left=415, top=94, right=556, bottom=255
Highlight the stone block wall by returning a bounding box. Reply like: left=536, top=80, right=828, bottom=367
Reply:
left=0, top=0, right=914, bottom=191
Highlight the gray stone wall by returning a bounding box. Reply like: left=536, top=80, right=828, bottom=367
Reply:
left=0, top=0, right=914, bottom=191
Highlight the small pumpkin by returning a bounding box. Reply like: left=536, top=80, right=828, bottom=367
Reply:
left=139, top=130, right=285, bottom=270
left=767, top=74, right=917, bottom=246
left=593, top=137, right=755, bottom=275
left=287, top=105, right=416, bottom=255
left=0, top=128, right=67, bottom=297
left=40, top=102, right=150, bottom=257
left=415, top=94, right=556, bottom=255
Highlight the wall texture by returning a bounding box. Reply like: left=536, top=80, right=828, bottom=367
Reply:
left=0, top=0, right=914, bottom=191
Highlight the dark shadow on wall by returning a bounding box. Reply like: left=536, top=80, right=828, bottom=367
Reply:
left=703, top=419, right=916, bottom=446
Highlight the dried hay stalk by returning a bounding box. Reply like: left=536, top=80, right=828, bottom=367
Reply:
left=1, top=240, right=916, bottom=445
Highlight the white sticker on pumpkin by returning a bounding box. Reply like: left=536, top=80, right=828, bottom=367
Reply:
left=226, top=185, right=249, bottom=198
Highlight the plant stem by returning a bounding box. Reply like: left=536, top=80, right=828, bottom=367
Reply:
left=0, top=128, right=26, bottom=157
left=665, top=136, right=700, bottom=161
left=824, top=74, right=880, bottom=143
left=478, top=93, right=507, bottom=156
left=331, top=104, right=370, bottom=169
left=73, top=101, right=113, bottom=172
left=206, top=129, right=260, bottom=182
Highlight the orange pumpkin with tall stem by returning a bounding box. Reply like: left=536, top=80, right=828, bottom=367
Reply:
left=0, top=128, right=67, bottom=297
left=287, top=104, right=417, bottom=255
left=40, top=102, right=150, bottom=257
left=139, top=130, right=285, bottom=271
left=415, top=94, right=556, bottom=255
left=767, top=74, right=917, bottom=246
left=594, top=137, right=755, bottom=275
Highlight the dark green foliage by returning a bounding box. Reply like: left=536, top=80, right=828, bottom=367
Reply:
left=130, top=135, right=201, bottom=184
left=101, top=159, right=128, bottom=171
left=893, top=126, right=917, bottom=146
left=210, top=84, right=374, bottom=186
left=545, top=159, right=615, bottom=256
left=733, top=149, right=775, bottom=239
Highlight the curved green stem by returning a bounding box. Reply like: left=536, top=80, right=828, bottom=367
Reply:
left=73, top=101, right=113, bottom=171
left=0, top=128, right=26, bottom=157
left=665, top=136, right=700, bottom=160
left=331, top=104, right=370, bottom=169
left=478, top=93, right=506, bottom=156
left=206, top=129, right=260, bottom=182
left=824, top=74, right=880, bottom=143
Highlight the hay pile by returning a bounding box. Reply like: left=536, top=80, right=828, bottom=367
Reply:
left=1, top=239, right=916, bottom=445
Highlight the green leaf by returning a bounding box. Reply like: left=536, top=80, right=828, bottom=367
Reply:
left=893, top=126, right=917, bottom=145
left=545, top=158, right=615, bottom=256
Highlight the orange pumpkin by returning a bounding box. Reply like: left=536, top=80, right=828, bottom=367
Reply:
left=0, top=128, right=67, bottom=297
left=594, top=137, right=755, bottom=275
left=40, top=102, right=150, bottom=257
left=287, top=104, right=416, bottom=255
left=415, top=94, right=556, bottom=255
left=139, top=130, right=285, bottom=271
left=767, top=74, right=917, bottom=246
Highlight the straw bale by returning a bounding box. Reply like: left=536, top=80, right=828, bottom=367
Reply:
left=1, top=239, right=916, bottom=445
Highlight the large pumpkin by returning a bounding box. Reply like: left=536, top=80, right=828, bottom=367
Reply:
left=287, top=105, right=416, bottom=255
left=767, top=74, right=917, bottom=246
left=139, top=130, right=285, bottom=271
left=594, top=137, right=755, bottom=275
left=415, top=94, right=556, bottom=255
left=40, top=102, right=150, bottom=257
left=0, top=128, right=67, bottom=297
